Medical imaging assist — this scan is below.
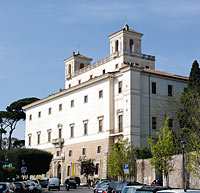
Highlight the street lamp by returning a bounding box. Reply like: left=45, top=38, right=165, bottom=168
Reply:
left=134, top=154, right=137, bottom=182
left=180, top=141, right=185, bottom=191
left=4, top=156, right=8, bottom=181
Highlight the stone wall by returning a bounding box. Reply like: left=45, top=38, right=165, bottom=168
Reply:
left=136, top=154, right=200, bottom=189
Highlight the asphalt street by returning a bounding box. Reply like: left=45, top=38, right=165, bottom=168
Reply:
left=43, top=186, right=93, bottom=193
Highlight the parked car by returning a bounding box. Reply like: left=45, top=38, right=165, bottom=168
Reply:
left=26, top=180, right=42, bottom=193
left=0, top=182, right=15, bottom=193
left=94, top=181, right=117, bottom=193
left=48, top=178, right=60, bottom=191
left=69, top=177, right=80, bottom=186
left=65, top=179, right=77, bottom=189
left=113, top=181, right=128, bottom=193
left=157, top=189, right=200, bottom=193
left=13, top=181, right=27, bottom=193
left=38, top=179, right=48, bottom=188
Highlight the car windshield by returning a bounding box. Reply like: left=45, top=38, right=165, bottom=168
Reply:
left=26, top=181, right=35, bottom=186
left=123, top=187, right=136, bottom=193
left=98, top=182, right=109, bottom=188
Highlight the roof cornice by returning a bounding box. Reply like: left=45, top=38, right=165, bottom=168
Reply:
left=23, top=73, right=115, bottom=110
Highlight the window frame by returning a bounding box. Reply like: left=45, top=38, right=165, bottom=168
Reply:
left=168, top=85, right=173, bottom=96
left=99, top=90, right=103, bottom=98
left=118, top=81, right=122, bottom=93
left=152, top=117, right=157, bottom=130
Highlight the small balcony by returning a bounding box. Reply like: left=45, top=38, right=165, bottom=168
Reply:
left=52, top=138, right=64, bottom=148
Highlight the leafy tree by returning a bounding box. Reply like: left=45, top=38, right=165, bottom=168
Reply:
left=0, top=97, right=39, bottom=149
left=148, top=118, right=175, bottom=186
left=186, top=129, right=200, bottom=178
left=178, top=60, right=200, bottom=134
left=78, top=157, right=96, bottom=181
left=107, top=138, right=137, bottom=180
left=0, top=148, right=53, bottom=177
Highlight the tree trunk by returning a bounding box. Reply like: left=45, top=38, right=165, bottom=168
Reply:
left=165, top=174, right=169, bottom=187
left=8, top=129, right=14, bottom=149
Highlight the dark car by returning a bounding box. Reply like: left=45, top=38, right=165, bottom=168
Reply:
left=114, top=182, right=128, bottom=193
left=65, top=179, right=77, bottom=189
left=14, top=182, right=27, bottom=193
left=94, top=181, right=117, bottom=193
left=0, top=182, right=15, bottom=193
left=69, top=177, right=80, bottom=186
left=38, top=179, right=48, bottom=188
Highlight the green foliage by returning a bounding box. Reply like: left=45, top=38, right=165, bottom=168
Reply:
left=107, top=138, right=138, bottom=180
left=186, top=122, right=200, bottom=178
left=134, top=146, right=152, bottom=159
left=148, top=118, right=175, bottom=185
left=178, top=60, right=200, bottom=132
left=79, top=158, right=96, bottom=180
left=0, top=148, right=53, bottom=176
left=0, top=97, right=39, bottom=149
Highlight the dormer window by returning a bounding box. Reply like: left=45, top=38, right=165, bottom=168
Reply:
left=80, top=63, right=84, bottom=69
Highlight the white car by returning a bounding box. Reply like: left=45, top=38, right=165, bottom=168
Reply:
left=48, top=178, right=60, bottom=191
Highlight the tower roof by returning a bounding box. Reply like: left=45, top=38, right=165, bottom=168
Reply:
left=108, top=25, right=143, bottom=39
left=64, top=52, right=93, bottom=63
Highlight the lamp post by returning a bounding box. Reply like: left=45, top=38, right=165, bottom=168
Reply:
left=134, top=154, right=137, bottom=182
left=4, top=156, right=8, bottom=181
left=180, top=141, right=185, bottom=191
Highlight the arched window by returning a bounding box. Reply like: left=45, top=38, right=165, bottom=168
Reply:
left=130, top=39, right=134, bottom=54
left=80, top=63, right=84, bottom=69
left=68, top=64, right=71, bottom=74
left=115, top=40, right=119, bottom=52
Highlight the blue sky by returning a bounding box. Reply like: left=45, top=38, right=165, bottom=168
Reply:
left=0, top=0, right=200, bottom=139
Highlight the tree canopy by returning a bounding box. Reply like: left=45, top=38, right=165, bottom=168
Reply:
left=0, top=97, right=39, bottom=149
left=0, top=148, right=53, bottom=177
left=78, top=157, right=96, bottom=181
left=148, top=118, right=175, bottom=186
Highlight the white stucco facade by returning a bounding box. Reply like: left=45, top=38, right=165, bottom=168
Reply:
left=23, top=24, right=187, bottom=183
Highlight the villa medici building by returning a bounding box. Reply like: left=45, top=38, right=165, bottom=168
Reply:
left=23, top=24, right=187, bottom=183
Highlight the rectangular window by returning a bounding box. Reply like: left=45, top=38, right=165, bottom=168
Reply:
left=69, top=84, right=71, bottom=88
left=145, top=66, right=150, bottom=69
left=57, top=151, right=60, bottom=156
left=152, top=117, right=157, bottom=130
left=99, top=90, right=103, bottom=98
left=90, top=75, right=93, bottom=79
left=29, top=114, right=32, bottom=121
left=118, top=115, right=123, bottom=132
left=84, top=95, right=88, bottom=103
left=152, top=82, right=156, bottom=94
left=37, top=133, right=40, bottom=144
left=70, top=126, right=74, bottom=138
left=99, top=119, right=103, bottom=132
left=28, top=136, right=31, bottom=146
left=168, top=85, right=173, bottom=96
left=97, top=146, right=101, bottom=153
left=168, top=119, right=173, bottom=128
left=48, top=108, right=52, bottom=115
left=48, top=131, right=51, bottom=142
left=69, top=150, right=72, bottom=157
left=78, top=80, right=81, bottom=84
left=71, top=100, right=74, bottom=107
left=59, top=104, right=62, bottom=111
left=102, top=69, right=105, bottom=74
left=95, top=163, right=99, bottom=175
left=38, top=111, right=41, bottom=118
left=59, top=128, right=62, bottom=138
left=115, top=64, right=118, bottom=69
left=67, top=166, right=71, bottom=176
left=82, top=148, right=86, bottom=155
left=118, top=81, right=122, bottom=93
left=84, top=123, right=88, bottom=135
